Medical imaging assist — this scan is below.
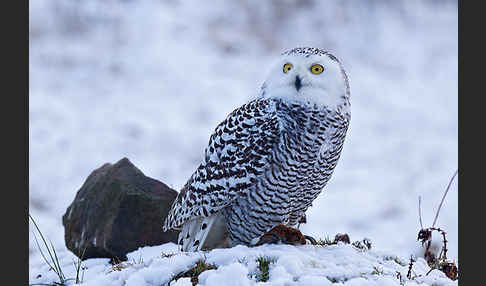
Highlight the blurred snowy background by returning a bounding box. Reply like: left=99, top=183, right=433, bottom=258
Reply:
left=29, top=0, right=458, bottom=267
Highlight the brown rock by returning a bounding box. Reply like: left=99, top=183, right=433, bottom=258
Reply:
left=62, top=158, right=179, bottom=260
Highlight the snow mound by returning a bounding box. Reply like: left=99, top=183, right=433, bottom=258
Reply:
left=29, top=243, right=457, bottom=286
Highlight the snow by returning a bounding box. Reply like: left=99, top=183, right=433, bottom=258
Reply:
left=29, top=0, right=457, bottom=284
left=29, top=243, right=457, bottom=286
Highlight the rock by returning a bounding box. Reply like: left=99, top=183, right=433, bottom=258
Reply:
left=62, top=158, right=179, bottom=260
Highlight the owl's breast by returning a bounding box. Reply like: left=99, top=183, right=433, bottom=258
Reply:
left=270, top=100, right=349, bottom=212
left=224, top=100, right=349, bottom=244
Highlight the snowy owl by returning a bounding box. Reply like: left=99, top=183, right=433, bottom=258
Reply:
left=163, top=47, right=351, bottom=251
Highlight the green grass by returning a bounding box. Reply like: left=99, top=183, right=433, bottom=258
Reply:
left=255, top=256, right=276, bottom=282
left=315, top=236, right=337, bottom=246
left=170, top=258, right=218, bottom=285
left=371, top=266, right=384, bottom=275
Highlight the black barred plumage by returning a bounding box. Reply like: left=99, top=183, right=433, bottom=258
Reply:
left=163, top=47, right=351, bottom=251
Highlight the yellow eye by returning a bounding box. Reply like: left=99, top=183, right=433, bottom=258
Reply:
left=310, top=64, right=324, bottom=74
left=283, top=63, right=293, bottom=73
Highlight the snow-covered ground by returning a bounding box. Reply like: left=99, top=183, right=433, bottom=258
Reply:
left=30, top=242, right=457, bottom=286
left=29, top=0, right=458, bottom=284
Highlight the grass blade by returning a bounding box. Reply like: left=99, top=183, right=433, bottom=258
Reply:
left=432, top=169, right=458, bottom=227
left=50, top=239, right=66, bottom=282
left=31, top=229, right=56, bottom=272
left=29, top=214, right=66, bottom=285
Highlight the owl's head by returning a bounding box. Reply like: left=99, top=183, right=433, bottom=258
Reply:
left=261, top=47, right=350, bottom=117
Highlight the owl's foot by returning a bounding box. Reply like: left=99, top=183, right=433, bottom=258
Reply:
left=254, top=224, right=313, bottom=246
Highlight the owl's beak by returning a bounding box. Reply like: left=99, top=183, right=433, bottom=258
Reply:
left=294, top=75, right=302, bottom=91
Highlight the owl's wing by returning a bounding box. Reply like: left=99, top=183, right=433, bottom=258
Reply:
left=163, top=98, right=280, bottom=231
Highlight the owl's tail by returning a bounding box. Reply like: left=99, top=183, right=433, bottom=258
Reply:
left=178, top=212, right=231, bottom=252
